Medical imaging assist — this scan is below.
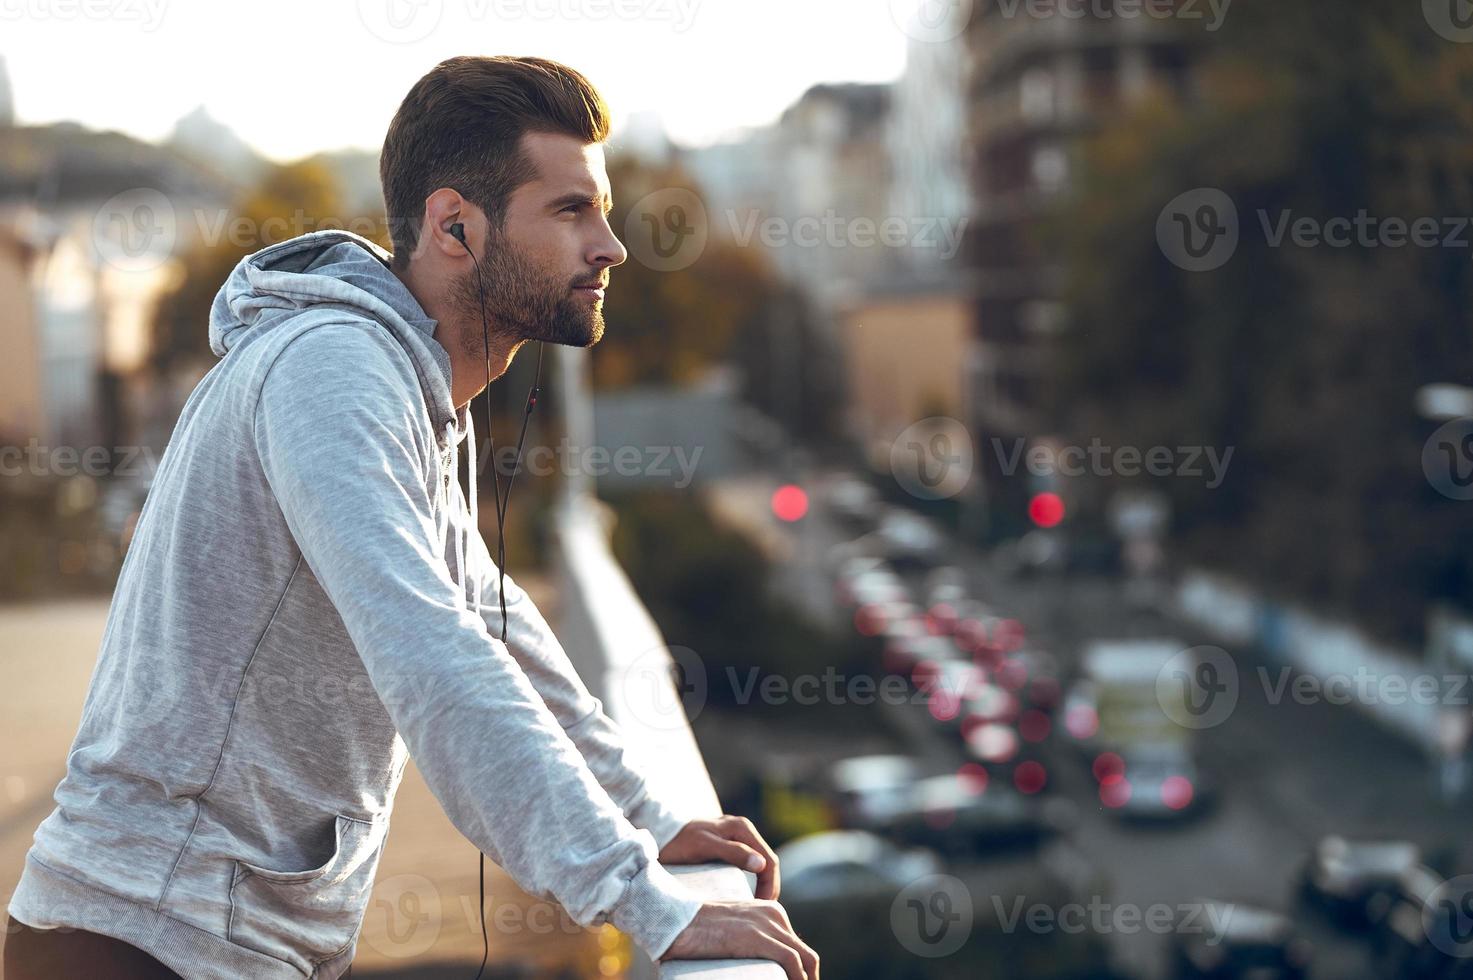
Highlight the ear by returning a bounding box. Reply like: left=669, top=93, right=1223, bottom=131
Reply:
left=421, top=188, right=470, bottom=260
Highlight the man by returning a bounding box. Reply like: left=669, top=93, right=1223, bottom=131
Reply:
left=4, top=55, right=819, bottom=980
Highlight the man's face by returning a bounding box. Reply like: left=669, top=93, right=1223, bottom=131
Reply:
left=449, top=131, right=626, bottom=356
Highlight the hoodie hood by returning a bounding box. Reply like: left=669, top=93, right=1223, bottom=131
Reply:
left=209, top=229, right=483, bottom=608
left=209, top=228, right=463, bottom=447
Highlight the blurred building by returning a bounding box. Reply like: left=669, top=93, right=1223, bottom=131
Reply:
left=0, top=219, right=44, bottom=443
left=838, top=284, right=972, bottom=470
left=0, top=210, right=107, bottom=450
left=680, top=127, right=778, bottom=223
left=963, top=0, right=1207, bottom=522
left=0, top=54, right=14, bottom=128
left=0, top=115, right=234, bottom=454
left=829, top=3, right=980, bottom=493
left=680, top=85, right=896, bottom=459
left=684, top=82, right=893, bottom=316
left=766, top=83, right=894, bottom=312
left=886, top=4, right=972, bottom=284
left=611, top=109, right=675, bottom=167
left=0, top=204, right=191, bottom=453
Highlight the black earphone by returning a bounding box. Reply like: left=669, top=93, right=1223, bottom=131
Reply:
left=448, top=219, right=543, bottom=980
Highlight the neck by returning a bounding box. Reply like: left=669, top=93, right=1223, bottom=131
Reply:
left=391, top=260, right=523, bottom=410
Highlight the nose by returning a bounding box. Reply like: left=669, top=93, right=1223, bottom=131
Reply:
left=590, top=214, right=627, bottom=270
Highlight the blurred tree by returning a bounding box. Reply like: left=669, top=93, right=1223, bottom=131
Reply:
left=596, top=158, right=847, bottom=449
left=727, top=282, right=849, bottom=454
left=148, top=160, right=349, bottom=376
left=608, top=489, right=844, bottom=684
left=1050, top=1, right=1473, bottom=640
left=595, top=158, right=775, bottom=389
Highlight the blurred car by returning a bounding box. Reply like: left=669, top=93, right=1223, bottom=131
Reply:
left=836, top=565, right=910, bottom=608
left=882, top=632, right=965, bottom=678
left=1061, top=678, right=1103, bottom=753
left=924, top=599, right=966, bottom=638
left=1367, top=864, right=1473, bottom=979
left=825, top=538, right=882, bottom=573
left=961, top=723, right=1055, bottom=797
left=1366, top=863, right=1444, bottom=930
left=994, top=648, right=1062, bottom=714
left=910, top=659, right=1016, bottom=720
left=776, top=829, right=942, bottom=902
left=879, top=773, right=1066, bottom=859
left=1100, top=741, right=1211, bottom=821
left=1000, top=528, right=1122, bottom=578
left=874, top=508, right=948, bottom=568
left=959, top=674, right=1024, bottom=726
left=1001, top=528, right=1068, bottom=577
left=1077, top=638, right=1199, bottom=762
left=1297, top=835, right=1421, bottom=927
left=925, top=564, right=969, bottom=601
left=831, top=550, right=885, bottom=576
left=826, top=476, right=883, bottom=528
left=825, top=754, right=925, bottom=831
left=953, top=607, right=1027, bottom=665
left=852, top=599, right=922, bottom=640
left=1169, top=900, right=1313, bottom=979
left=774, top=829, right=951, bottom=980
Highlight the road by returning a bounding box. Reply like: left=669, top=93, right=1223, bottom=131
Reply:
left=707, top=468, right=1473, bottom=980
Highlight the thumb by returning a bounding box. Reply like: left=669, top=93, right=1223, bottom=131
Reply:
left=715, top=838, right=766, bottom=873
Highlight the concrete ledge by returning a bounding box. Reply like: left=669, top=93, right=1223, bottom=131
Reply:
left=552, top=501, right=784, bottom=980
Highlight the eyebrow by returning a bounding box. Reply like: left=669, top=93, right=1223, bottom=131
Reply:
left=549, top=192, right=614, bottom=216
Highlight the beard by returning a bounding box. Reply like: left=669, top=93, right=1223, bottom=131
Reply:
left=447, top=228, right=605, bottom=361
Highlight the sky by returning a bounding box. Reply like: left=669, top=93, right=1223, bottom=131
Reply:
left=1, top=0, right=923, bottom=161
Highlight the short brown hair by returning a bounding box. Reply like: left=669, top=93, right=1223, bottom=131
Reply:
left=379, top=55, right=611, bottom=267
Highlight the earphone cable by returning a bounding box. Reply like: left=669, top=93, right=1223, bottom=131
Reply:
left=453, top=225, right=542, bottom=980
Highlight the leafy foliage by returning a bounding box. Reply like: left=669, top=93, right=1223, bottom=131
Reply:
left=1050, top=1, right=1473, bottom=640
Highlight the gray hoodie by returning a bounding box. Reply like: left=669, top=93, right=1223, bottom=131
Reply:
left=7, top=229, right=703, bottom=979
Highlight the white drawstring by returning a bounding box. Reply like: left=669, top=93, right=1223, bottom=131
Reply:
left=465, top=409, right=481, bottom=611
left=444, top=418, right=468, bottom=611
left=438, top=422, right=451, bottom=559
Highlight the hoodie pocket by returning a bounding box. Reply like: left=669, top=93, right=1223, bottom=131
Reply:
left=227, top=813, right=387, bottom=969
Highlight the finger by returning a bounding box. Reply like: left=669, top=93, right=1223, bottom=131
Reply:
left=712, top=837, right=767, bottom=875
left=753, top=929, right=808, bottom=980
left=722, top=816, right=781, bottom=900
left=762, top=907, right=819, bottom=980
left=789, top=930, right=820, bottom=980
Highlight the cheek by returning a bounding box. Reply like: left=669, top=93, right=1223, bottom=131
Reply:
left=519, top=225, right=581, bottom=279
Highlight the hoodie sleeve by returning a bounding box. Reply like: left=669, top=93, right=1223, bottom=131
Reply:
left=464, top=525, right=700, bottom=854
left=250, top=320, right=702, bottom=960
